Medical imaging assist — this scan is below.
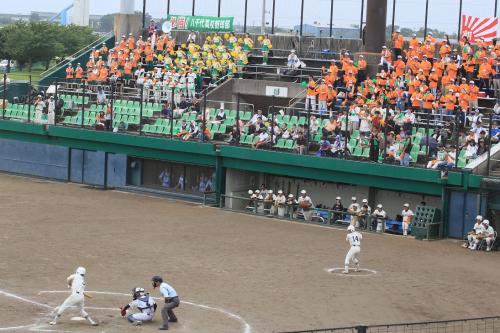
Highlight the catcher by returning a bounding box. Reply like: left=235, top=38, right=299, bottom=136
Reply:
left=120, top=287, right=157, bottom=326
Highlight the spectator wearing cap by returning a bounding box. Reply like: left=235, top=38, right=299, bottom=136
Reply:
left=471, top=219, right=496, bottom=251
left=402, top=203, right=414, bottom=237
left=359, top=199, right=371, bottom=229
left=287, top=49, right=300, bottom=69
left=286, top=194, right=297, bottom=218
left=348, top=197, right=360, bottom=226
left=264, top=190, right=276, bottom=215
left=298, top=190, right=313, bottom=221
left=468, top=80, right=479, bottom=112
left=392, top=30, right=404, bottom=59
left=379, top=46, right=392, bottom=71
left=317, top=79, right=329, bottom=113
left=306, top=75, right=317, bottom=111
left=463, top=215, right=484, bottom=249
left=371, top=204, right=386, bottom=232
left=274, top=190, right=287, bottom=217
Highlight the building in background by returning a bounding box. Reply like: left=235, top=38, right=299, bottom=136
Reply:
left=294, top=24, right=359, bottom=38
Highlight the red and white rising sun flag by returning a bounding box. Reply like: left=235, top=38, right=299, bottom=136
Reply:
left=461, top=15, right=498, bottom=43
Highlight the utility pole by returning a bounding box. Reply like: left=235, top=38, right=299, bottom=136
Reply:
left=261, top=0, right=266, bottom=35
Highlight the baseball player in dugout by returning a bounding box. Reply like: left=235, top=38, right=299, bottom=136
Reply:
left=120, top=287, right=157, bottom=326
left=49, top=266, right=98, bottom=326
left=152, top=275, right=179, bottom=330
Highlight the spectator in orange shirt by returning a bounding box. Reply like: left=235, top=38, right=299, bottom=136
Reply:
left=393, top=55, right=406, bottom=77
left=420, top=55, right=432, bottom=76
left=444, top=90, right=456, bottom=115
left=422, top=91, right=435, bottom=115
left=305, top=75, right=317, bottom=111
left=392, top=30, right=404, bottom=59
left=379, top=46, right=392, bottom=71
left=317, top=80, right=329, bottom=113
left=468, top=80, right=479, bottom=111
left=428, top=68, right=439, bottom=95
left=409, top=33, right=419, bottom=50
left=478, top=57, right=495, bottom=97
left=357, top=55, right=367, bottom=82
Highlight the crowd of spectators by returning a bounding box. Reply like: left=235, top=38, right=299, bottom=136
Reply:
left=237, top=32, right=500, bottom=174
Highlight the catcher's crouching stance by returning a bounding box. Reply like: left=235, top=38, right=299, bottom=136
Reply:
left=120, top=287, right=157, bottom=326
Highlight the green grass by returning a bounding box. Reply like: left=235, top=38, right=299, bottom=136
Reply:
left=7, top=69, right=44, bottom=83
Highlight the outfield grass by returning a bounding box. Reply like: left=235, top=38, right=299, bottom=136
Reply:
left=7, top=69, right=44, bottom=83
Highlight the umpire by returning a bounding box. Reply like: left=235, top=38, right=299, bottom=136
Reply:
left=152, top=276, right=179, bottom=330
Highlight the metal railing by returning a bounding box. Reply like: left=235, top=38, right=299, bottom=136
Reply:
left=39, top=32, right=114, bottom=79
left=219, top=194, right=426, bottom=237
left=279, top=315, right=500, bottom=333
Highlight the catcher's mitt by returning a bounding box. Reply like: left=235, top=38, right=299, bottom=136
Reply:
left=120, top=307, right=127, bottom=317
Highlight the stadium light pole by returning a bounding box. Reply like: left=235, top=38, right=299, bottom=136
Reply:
left=391, top=0, right=396, bottom=36
left=496, top=0, right=498, bottom=17
left=329, top=0, right=334, bottom=37
left=423, top=0, right=429, bottom=38
left=359, top=0, right=365, bottom=39
left=142, top=0, right=146, bottom=29
left=167, top=0, right=170, bottom=15
left=218, top=0, right=221, bottom=17
left=2, top=74, right=5, bottom=120
left=261, top=0, right=266, bottom=35
left=299, top=0, right=304, bottom=36
left=271, top=0, right=276, bottom=34
left=458, top=0, right=463, bottom=40
left=192, top=0, right=195, bottom=16
left=243, top=0, right=248, bottom=33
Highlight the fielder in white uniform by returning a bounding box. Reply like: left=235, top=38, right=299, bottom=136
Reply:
left=120, top=287, right=157, bottom=326
left=343, top=225, right=362, bottom=274
left=49, top=267, right=98, bottom=326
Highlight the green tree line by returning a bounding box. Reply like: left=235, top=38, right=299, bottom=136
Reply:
left=0, top=21, right=98, bottom=71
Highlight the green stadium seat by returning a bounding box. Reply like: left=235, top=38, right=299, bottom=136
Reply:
left=273, top=138, right=286, bottom=149
left=352, top=147, right=363, bottom=157
left=351, top=130, right=360, bottom=139
left=217, top=124, right=227, bottom=134
left=297, top=117, right=306, bottom=125
left=361, top=148, right=370, bottom=158
left=242, top=111, right=251, bottom=121
left=284, top=140, right=295, bottom=149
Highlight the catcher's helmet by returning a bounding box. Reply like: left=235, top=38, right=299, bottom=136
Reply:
left=132, top=287, right=145, bottom=299
left=76, top=267, right=86, bottom=276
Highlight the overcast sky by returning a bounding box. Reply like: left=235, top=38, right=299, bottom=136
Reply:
left=1, top=0, right=497, bottom=34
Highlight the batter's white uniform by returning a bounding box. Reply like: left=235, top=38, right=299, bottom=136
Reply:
left=127, top=294, right=156, bottom=323
left=344, top=231, right=362, bottom=273
left=50, top=268, right=97, bottom=326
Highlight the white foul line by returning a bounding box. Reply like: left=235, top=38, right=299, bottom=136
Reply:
left=38, top=290, right=252, bottom=333
left=0, top=290, right=52, bottom=310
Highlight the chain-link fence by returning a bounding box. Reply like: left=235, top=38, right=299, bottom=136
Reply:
left=278, top=316, right=500, bottom=333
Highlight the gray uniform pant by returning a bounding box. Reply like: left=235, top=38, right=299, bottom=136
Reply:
left=161, top=296, right=180, bottom=328
left=493, top=78, right=500, bottom=99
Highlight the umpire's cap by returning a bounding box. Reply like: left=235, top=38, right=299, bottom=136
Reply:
left=152, top=276, right=163, bottom=284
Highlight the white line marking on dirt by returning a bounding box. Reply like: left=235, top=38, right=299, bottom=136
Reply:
left=0, top=324, right=36, bottom=331
left=0, top=290, right=52, bottom=310
left=325, top=267, right=378, bottom=276
left=39, top=290, right=252, bottom=333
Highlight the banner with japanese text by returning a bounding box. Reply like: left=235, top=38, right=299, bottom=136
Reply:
left=166, top=15, right=234, bottom=32
left=461, top=14, right=498, bottom=43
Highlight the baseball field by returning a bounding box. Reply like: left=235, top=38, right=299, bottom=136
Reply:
left=0, top=173, right=498, bottom=333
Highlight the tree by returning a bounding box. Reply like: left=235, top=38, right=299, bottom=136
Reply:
left=0, top=21, right=99, bottom=71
